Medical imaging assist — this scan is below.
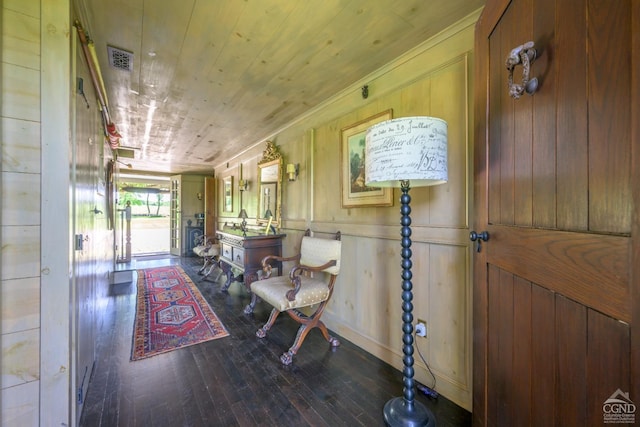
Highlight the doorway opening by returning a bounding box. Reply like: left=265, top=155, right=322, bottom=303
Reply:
left=117, top=173, right=171, bottom=257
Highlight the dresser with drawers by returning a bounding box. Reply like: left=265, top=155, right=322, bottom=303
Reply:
left=216, top=227, right=286, bottom=293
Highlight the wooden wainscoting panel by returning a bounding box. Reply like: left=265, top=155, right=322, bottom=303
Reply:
left=1, top=381, right=39, bottom=426
left=3, top=7, right=40, bottom=69
left=325, top=234, right=472, bottom=410
left=2, top=63, right=40, bottom=122
left=0, top=328, right=39, bottom=388
left=425, top=244, right=470, bottom=391
left=1, top=118, right=41, bottom=174
left=1, top=225, right=40, bottom=281
left=2, top=172, right=40, bottom=226
left=1, top=277, right=40, bottom=335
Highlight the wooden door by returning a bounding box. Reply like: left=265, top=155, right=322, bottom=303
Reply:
left=473, top=0, right=639, bottom=425
left=169, top=175, right=182, bottom=256
left=204, top=176, right=216, bottom=236
left=72, top=33, right=99, bottom=423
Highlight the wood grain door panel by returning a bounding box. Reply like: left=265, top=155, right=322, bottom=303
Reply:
left=485, top=267, right=631, bottom=426
left=487, top=225, right=630, bottom=322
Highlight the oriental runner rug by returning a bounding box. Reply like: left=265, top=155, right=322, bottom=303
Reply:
left=131, top=265, right=229, bottom=360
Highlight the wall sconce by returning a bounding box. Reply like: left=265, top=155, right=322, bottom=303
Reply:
left=238, top=179, right=248, bottom=191
left=196, top=192, right=203, bottom=200
left=286, top=163, right=299, bottom=181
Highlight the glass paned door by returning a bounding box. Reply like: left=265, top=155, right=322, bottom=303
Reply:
left=170, top=175, right=181, bottom=255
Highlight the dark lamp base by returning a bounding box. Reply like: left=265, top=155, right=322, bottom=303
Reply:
left=383, top=397, right=436, bottom=427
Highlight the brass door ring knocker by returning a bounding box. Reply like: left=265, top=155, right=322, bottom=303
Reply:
left=506, top=41, right=538, bottom=99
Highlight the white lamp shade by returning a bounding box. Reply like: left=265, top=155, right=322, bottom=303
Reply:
left=365, top=116, right=448, bottom=187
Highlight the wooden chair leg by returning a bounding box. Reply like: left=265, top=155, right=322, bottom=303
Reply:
left=256, top=308, right=280, bottom=338
left=244, top=291, right=261, bottom=314
left=279, top=304, right=340, bottom=365
left=315, top=319, right=341, bottom=348
left=280, top=320, right=313, bottom=365
left=201, top=256, right=222, bottom=282
left=197, top=257, right=211, bottom=274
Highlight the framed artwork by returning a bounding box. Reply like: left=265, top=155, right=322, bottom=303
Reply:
left=222, top=175, right=233, bottom=212
left=340, top=109, right=394, bottom=208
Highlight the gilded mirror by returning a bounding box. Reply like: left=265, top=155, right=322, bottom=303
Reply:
left=257, top=141, right=282, bottom=226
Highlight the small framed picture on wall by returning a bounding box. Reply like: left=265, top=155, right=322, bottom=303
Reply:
left=222, top=175, right=233, bottom=212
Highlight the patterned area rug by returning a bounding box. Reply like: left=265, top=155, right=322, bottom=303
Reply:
left=132, top=265, right=229, bottom=360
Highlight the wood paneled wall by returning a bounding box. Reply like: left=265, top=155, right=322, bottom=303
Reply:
left=213, top=11, right=480, bottom=409
left=1, top=0, right=42, bottom=424
left=3, top=1, right=111, bottom=425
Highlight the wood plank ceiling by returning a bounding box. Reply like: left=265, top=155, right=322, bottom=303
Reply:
left=75, top=0, right=483, bottom=174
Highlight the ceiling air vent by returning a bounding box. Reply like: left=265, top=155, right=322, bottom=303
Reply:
left=116, top=148, right=136, bottom=159
left=107, top=45, right=133, bottom=72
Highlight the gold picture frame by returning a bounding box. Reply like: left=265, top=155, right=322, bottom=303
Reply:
left=257, top=141, right=283, bottom=226
left=341, top=109, right=394, bottom=208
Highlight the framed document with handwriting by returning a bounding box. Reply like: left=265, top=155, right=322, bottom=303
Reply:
left=340, top=109, right=394, bottom=208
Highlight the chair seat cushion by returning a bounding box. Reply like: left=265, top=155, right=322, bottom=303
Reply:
left=251, top=275, right=330, bottom=312
left=193, top=245, right=219, bottom=257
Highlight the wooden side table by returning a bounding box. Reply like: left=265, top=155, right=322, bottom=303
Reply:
left=216, top=228, right=286, bottom=292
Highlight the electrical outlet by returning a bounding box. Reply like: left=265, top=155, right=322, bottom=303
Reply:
left=416, top=319, right=427, bottom=337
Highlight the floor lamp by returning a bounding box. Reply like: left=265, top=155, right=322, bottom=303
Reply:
left=365, top=116, right=448, bottom=427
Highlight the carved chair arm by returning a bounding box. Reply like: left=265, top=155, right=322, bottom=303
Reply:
left=260, top=253, right=301, bottom=279
left=285, top=260, right=338, bottom=301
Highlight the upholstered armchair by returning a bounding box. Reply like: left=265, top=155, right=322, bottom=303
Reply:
left=246, top=229, right=342, bottom=365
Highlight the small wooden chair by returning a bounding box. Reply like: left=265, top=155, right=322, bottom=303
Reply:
left=192, top=234, right=222, bottom=282
left=247, top=229, right=342, bottom=365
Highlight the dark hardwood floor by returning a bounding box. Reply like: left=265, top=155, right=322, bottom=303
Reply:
left=80, top=255, right=471, bottom=426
